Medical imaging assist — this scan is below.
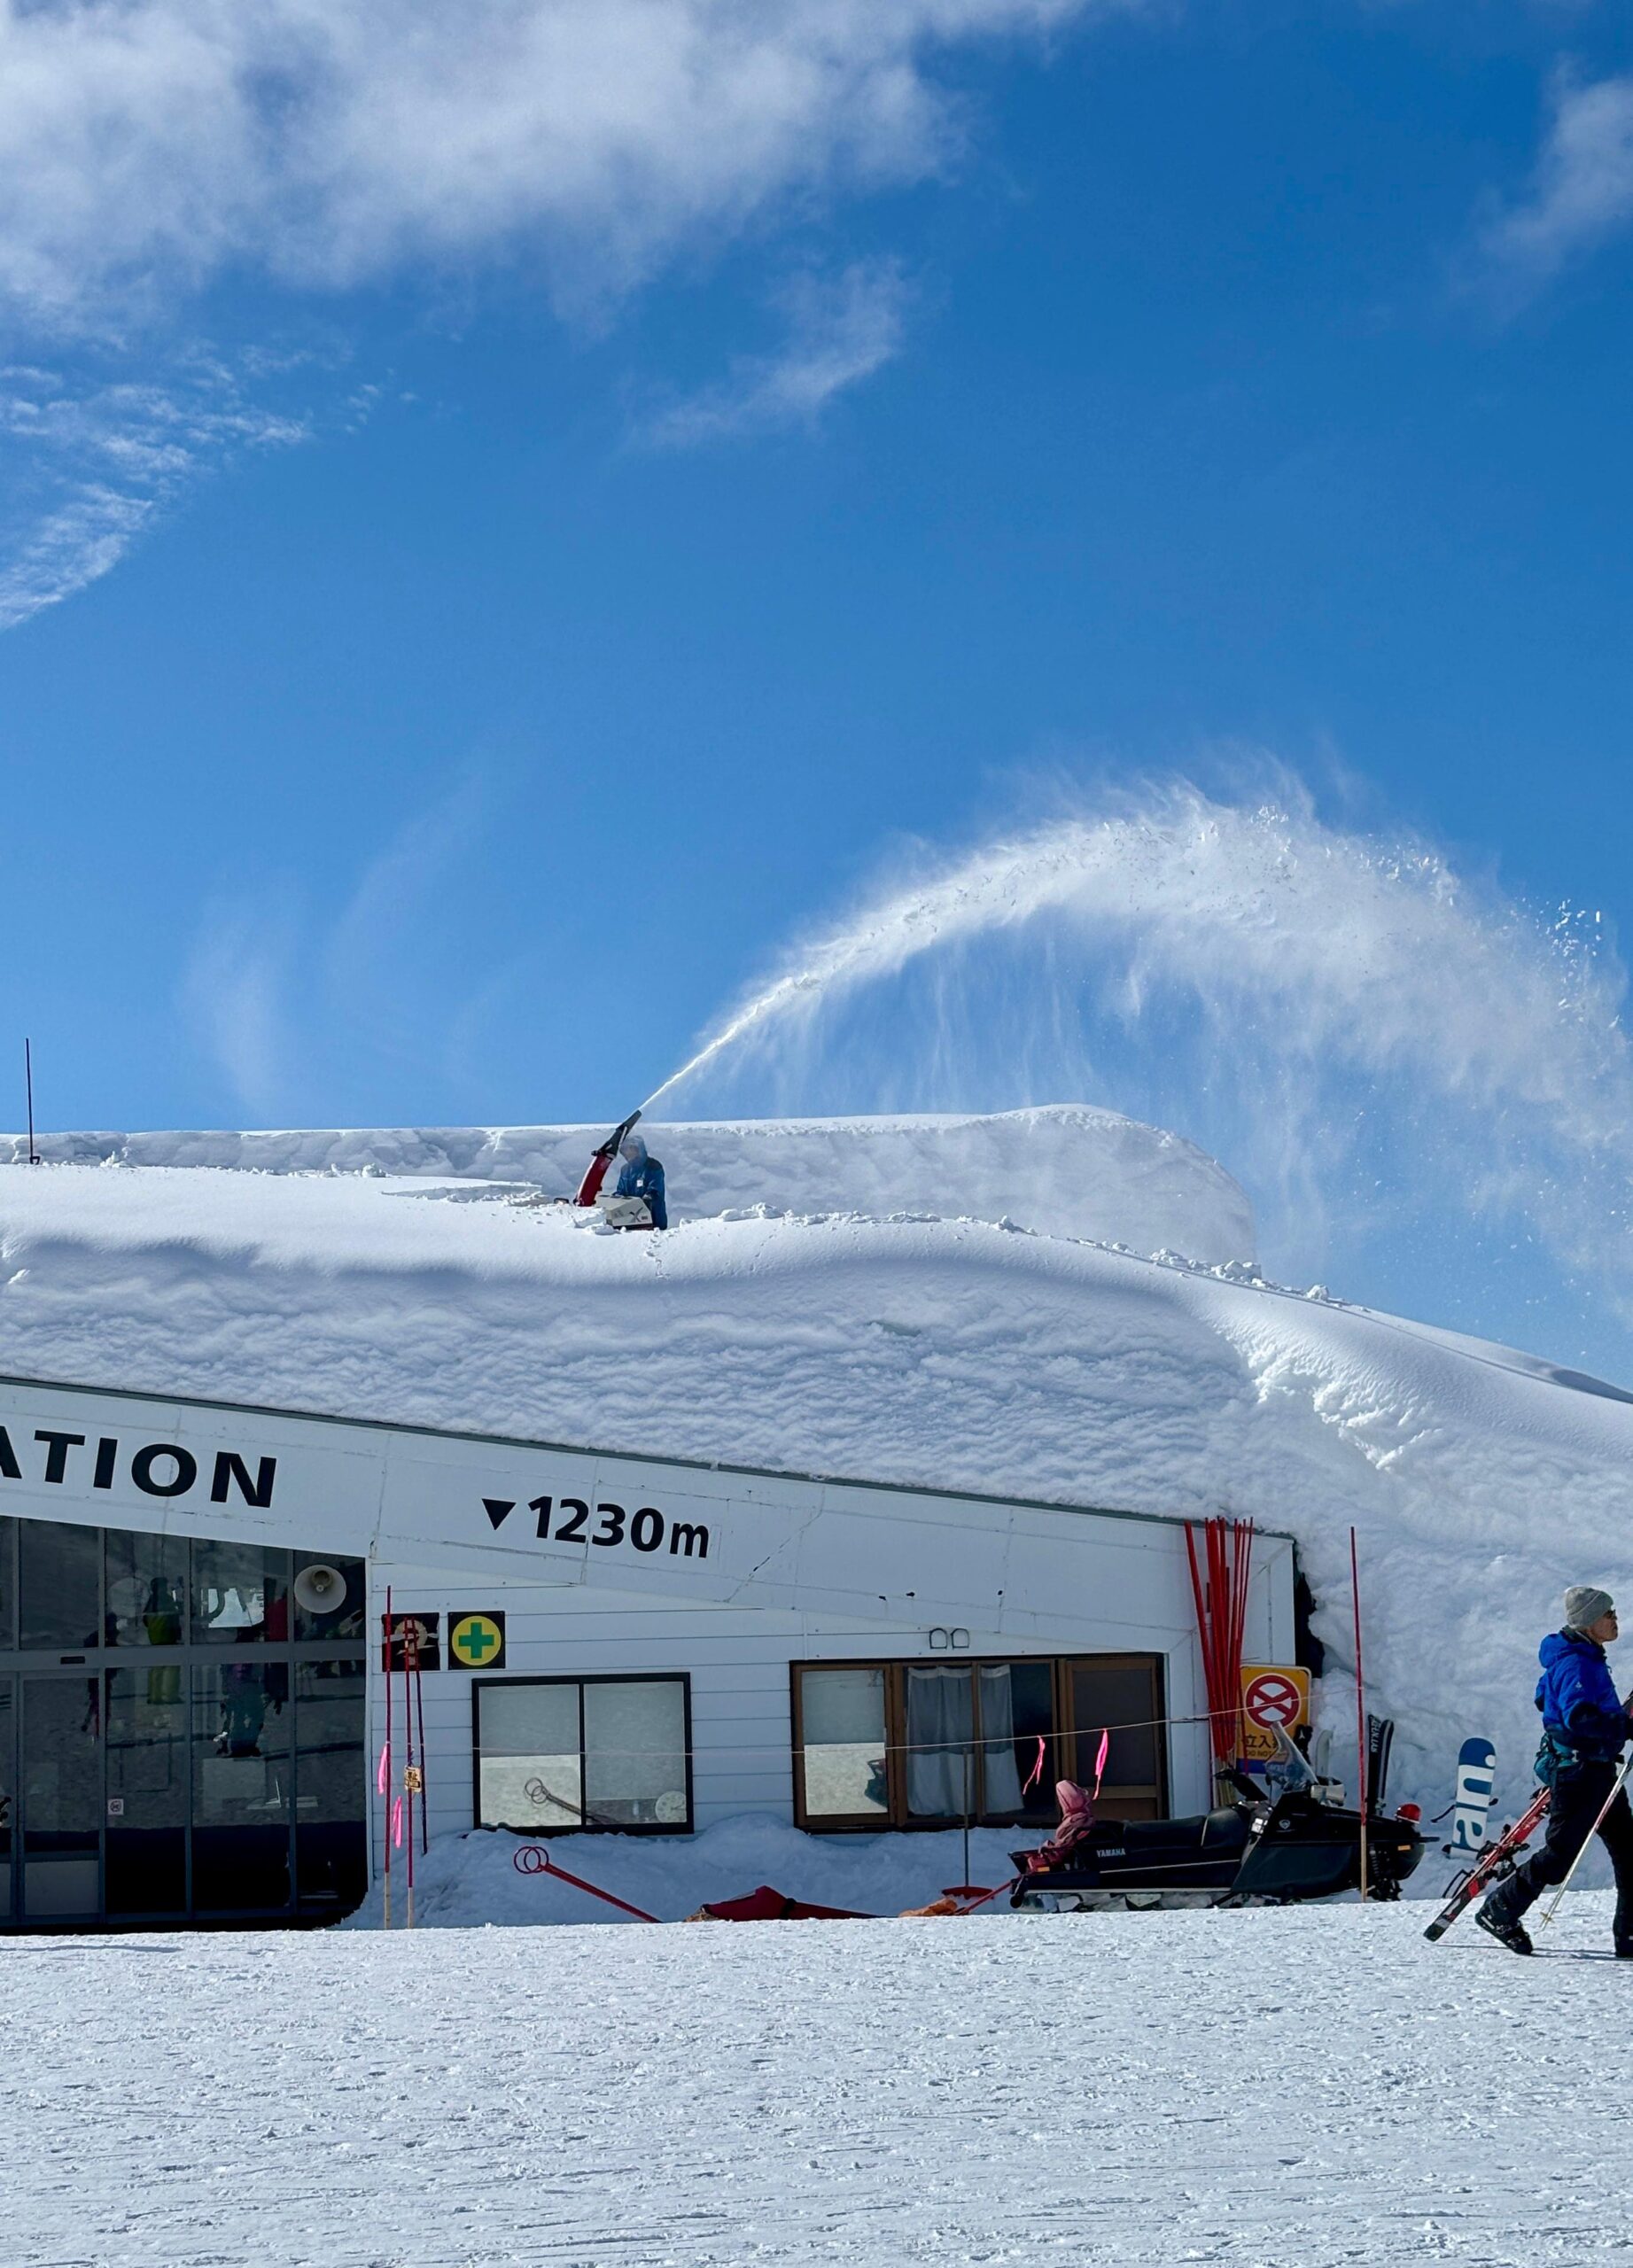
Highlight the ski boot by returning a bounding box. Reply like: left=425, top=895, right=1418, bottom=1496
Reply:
left=1475, top=1901, right=1534, bottom=1955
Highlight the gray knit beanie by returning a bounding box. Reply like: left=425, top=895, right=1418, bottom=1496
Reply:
left=1564, top=1586, right=1615, bottom=1632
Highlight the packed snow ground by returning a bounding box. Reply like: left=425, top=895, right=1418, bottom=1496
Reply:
left=2, top=1106, right=1631, bottom=1821
left=6, top=1898, right=1631, bottom=2268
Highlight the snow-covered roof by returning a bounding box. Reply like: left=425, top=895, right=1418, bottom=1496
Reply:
left=0, top=1103, right=1255, bottom=1264
left=1, top=1104, right=1629, bottom=1812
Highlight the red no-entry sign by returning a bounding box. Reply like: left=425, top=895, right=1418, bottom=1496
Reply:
left=1239, top=1665, right=1311, bottom=1759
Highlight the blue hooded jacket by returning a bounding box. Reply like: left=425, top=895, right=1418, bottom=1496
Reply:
left=614, top=1136, right=667, bottom=1231
left=1536, top=1630, right=1629, bottom=1765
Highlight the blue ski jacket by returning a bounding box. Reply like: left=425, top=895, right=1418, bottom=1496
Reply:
left=615, top=1139, right=667, bottom=1231
left=1535, top=1630, right=1629, bottom=1764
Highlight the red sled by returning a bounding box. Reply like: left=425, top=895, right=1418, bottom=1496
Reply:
left=688, top=1884, right=871, bottom=1922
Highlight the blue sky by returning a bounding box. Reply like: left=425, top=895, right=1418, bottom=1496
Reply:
left=6, top=1, right=1633, bottom=1361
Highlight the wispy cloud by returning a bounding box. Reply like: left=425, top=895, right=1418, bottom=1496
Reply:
left=323, top=777, right=493, bottom=1063
left=0, top=3, right=1123, bottom=624
left=0, top=3, right=1104, bottom=330
left=0, top=355, right=313, bottom=630
left=638, top=258, right=911, bottom=448
left=181, top=895, right=303, bottom=1123
left=181, top=776, right=496, bottom=1118
left=1482, top=67, right=1633, bottom=292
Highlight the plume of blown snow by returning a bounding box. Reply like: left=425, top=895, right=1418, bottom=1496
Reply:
left=644, top=781, right=1633, bottom=1347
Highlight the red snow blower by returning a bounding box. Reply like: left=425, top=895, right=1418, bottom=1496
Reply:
left=572, top=1110, right=654, bottom=1228
left=574, top=1110, right=642, bottom=1207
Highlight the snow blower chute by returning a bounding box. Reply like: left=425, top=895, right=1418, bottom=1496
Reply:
left=574, top=1111, right=642, bottom=1207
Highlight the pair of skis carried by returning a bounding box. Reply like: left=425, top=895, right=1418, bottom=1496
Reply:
left=1422, top=1778, right=1551, bottom=1943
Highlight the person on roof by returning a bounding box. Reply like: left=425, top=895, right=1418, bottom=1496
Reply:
left=1478, top=1586, right=1633, bottom=1956
left=614, top=1133, right=667, bottom=1231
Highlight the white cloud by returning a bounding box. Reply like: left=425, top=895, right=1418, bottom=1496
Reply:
left=180, top=777, right=497, bottom=1117
left=0, top=2, right=1104, bottom=328
left=1484, top=67, right=1633, bottom=287
left=640, top=257, right=910, bottom=447
left=0, top=358, right=312, bottom=629
left=181, top=897, right=301, bottom=1122
left=0, top=483, right=152, bottom=629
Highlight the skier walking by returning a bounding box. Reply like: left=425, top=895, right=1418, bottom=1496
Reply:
left=1478, top=1586, right=1633, bottom=1956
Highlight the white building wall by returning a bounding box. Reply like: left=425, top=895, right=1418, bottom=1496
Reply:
left=0, top=1372, right=1299, bottom=1891
left=375, top=1532, right=1295, bottom=1849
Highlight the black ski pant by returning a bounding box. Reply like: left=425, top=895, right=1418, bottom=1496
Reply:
left=1486, top=1764, right=1633, bottom=1942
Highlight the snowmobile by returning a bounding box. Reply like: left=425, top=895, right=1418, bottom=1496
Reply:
left=1010, top=1730, right=1424, bottom=1912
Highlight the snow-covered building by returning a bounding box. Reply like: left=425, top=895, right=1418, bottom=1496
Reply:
left=0, top=1371, right=1296, bottom=1929
left=0, top=1104, right=1629, bottom=1931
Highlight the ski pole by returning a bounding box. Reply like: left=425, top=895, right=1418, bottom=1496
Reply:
left=1536, top=1744, right=1633, bottom=1934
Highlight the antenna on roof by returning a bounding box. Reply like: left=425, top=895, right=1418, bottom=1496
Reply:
left=24, top=1037, right=38, bottom=1164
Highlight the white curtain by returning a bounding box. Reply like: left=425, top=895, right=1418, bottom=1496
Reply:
left=906, top=1668, right=975, bottom=1816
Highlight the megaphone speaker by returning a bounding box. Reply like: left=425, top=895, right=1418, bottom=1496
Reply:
left=293, top=1562, right=348, bottom=1616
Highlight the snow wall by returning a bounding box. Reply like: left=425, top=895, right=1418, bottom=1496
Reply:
left=0, top=1105, right=1255, bottom=1265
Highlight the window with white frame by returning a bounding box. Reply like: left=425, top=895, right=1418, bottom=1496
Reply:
left=472, top=1675, right=691, bottom=1833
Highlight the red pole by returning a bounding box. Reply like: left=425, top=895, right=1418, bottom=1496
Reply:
left=382, top=1584, right=393, bottom=1930
left=415, top=1630, right=430, bottom=1858
left=1230, top=1520, right=1254, bottom=1764
left=404, top=1623, right=417, bottom=1930
left=1350, top=1526, right=1370, bottom=1902
left=1185, top=1524, right=1219, bottom=1771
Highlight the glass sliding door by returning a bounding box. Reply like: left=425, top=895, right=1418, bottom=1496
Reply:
left=21, top=1677, right=102, bottom=1919
left=191, top=1662, right=293, bottom=1912
left=105, top=1668, right=188, bottom=1915
left=0, top=1676, right=14, bottom=1922
left=294, top=1658, right=367, bottom=1912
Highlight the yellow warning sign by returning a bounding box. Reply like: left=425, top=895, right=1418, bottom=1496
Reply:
left=1239, top=1664, right=1310, bottom=1762
left=448, top=1612, right=507, bottom=1670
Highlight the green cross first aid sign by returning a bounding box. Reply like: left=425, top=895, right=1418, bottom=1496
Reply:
left=448, top=1612, right=506, bottom=1670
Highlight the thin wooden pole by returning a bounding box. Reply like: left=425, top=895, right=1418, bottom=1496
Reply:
left=1350, top=1527, right=1370, bottom=1902
left=25, top=1038, right=37, bottom=1165
left=961, top=1745, right=972, bottom=1894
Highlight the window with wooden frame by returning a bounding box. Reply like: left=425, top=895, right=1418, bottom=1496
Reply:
left=791, top=1655, right=1167, bottom=1830
left=472, top=1674, right=692, bottom=1834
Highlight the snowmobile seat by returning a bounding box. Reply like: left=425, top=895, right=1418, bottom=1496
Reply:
left=1114, top=1807, right=1251, bottom=1861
